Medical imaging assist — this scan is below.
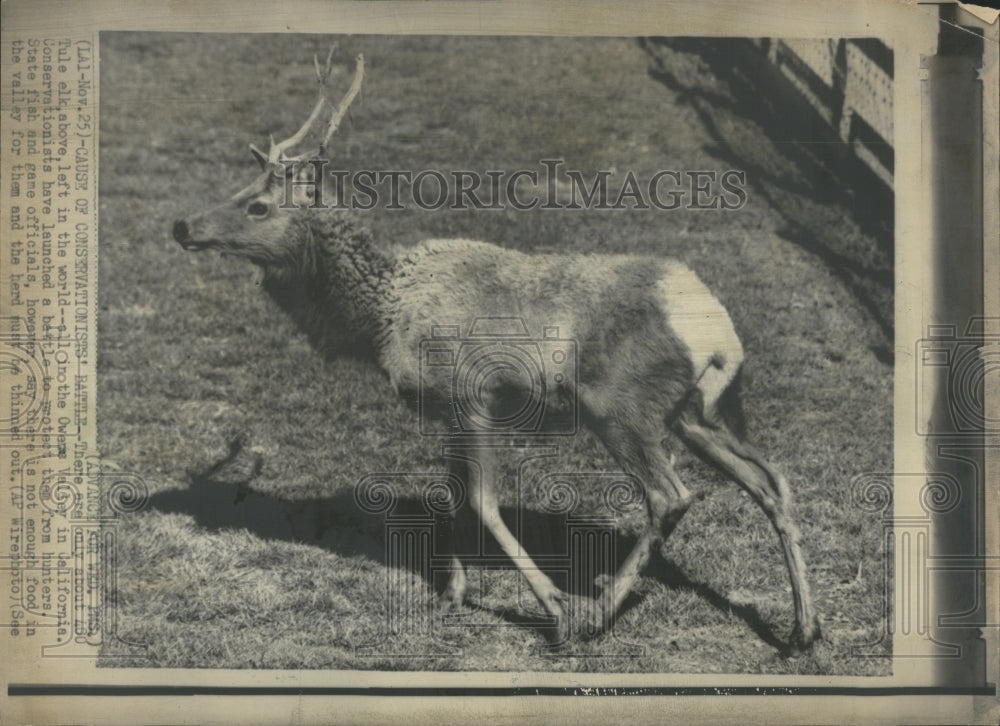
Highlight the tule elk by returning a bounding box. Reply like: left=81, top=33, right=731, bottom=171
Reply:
left=172, top=50, right=820, bottom=652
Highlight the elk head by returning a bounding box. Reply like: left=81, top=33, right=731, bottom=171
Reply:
left=172, top=49, right=364, bottom=267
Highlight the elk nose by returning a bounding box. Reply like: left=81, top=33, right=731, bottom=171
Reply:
left=172, top=220, right=190, bottom=243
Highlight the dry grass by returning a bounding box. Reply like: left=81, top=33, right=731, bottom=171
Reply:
left=98, top=33, right=892, bottom=674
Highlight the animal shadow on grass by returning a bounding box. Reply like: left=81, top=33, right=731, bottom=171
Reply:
left=145, top=455, right=791, bottom=654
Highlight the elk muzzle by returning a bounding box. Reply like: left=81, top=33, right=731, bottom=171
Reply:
left=172, top=219, right=217, bottom=251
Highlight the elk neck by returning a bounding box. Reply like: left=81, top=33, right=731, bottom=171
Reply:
left=260, top=208, right=396, bottom=360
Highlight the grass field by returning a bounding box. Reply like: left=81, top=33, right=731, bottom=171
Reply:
left=98, top=32, right=893, bottom=674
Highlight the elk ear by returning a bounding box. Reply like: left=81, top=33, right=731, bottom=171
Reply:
left=249, top=143, right=269, bottom=170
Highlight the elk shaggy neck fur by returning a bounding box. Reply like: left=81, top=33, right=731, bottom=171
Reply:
left=261, top=209, right=395, bottom=359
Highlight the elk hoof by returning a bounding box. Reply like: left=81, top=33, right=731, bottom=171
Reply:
left=567, top=594, right=614, bottom=642
left=582, top=607, right=613, bottom=641
left=593, top=573, right=614, bottom=593
left=787, top=615, right=822, bottom=656
left=534, top=587, right=572, bottom=645
left=436, top=571, right=467, bottom=612
left=537, top=583, right=568, bottom=610
left=436, top=590, right=464, bottom=613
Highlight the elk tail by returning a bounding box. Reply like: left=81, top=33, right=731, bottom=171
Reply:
left=715, top=363, right=747, bottom=441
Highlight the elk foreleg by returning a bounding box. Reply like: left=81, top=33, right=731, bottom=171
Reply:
left=464, top=445, right=569, bottom=631
left=435, top=458, right=470, bottom=611
left=438, top=556, right=467, bottom=611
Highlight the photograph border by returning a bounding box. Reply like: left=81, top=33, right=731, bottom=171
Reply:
left=1, top=1, right=997, bottom=724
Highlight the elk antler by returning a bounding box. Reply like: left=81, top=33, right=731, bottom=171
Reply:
left=267, top=45, right=337, bottom=163
left=319, top=53, right=365, bottom=156
left=252, top=48, right=364, bottom=168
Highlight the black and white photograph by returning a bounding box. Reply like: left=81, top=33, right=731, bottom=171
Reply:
left=98, top=32, right=894, bottom=673
left=1, top=1, right=997, bottom=724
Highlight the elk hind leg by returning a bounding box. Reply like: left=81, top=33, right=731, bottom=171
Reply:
left=601, top=461, right=694, bottom=625
left=676, top=367, right=820, bottom=650
left=590, top=418, right=696, bottom=633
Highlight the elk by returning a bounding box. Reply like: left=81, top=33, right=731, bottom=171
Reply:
left=172, top=50, right=820, bottom=652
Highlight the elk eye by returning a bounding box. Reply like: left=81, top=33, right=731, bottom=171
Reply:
left=247, top=201, right=270, bottom=219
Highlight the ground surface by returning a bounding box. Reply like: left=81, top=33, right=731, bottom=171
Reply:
left=98, top=33, right=893, bottom=673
